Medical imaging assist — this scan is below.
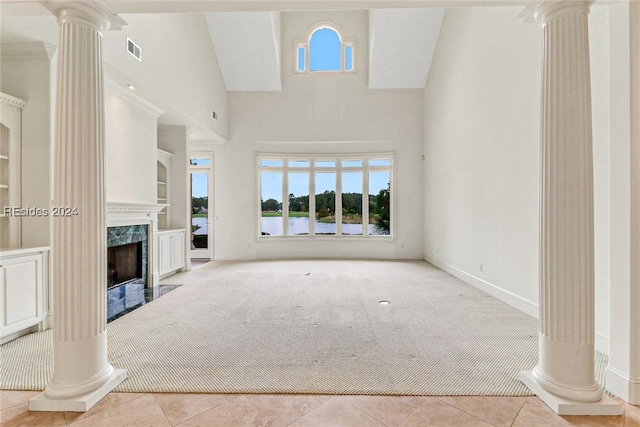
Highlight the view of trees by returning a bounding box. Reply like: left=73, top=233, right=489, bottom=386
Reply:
left=192, top=196, right=208, bottom=214
left=261, top=198, right=282, bottom=212
left=261, top=185, right=390, bottom=234
left=372, top=184, right=390, bottom=233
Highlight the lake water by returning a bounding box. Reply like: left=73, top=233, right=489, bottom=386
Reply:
left=192, top=217, right=209, bottom=235
left=193, top=216, right=388, bottom=236
left=261, top=216, right=387, bottom=236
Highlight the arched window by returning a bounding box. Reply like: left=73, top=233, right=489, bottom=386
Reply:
left=296, top=24, right=354, bottom=73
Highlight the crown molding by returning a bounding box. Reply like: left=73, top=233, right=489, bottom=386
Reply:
left=107, top=202, right=167, bottom=213
left=0, top=92, right=27, bottom=108
left=104, top=77, right=164, bottom=117
left=1, top=42, right=57, bottom=61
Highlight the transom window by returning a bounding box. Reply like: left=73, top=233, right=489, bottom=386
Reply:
left=296, top=23, right=354, bottom=73
left=258, top=155, right=392, bottom=238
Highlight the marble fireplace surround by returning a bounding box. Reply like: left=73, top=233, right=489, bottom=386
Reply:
left=107, top=202, right=166, bottom=286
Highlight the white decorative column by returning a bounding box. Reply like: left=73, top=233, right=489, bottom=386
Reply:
left=518, top=0, right=620, bottom=415
left=29, top=1, right=127, bottom=412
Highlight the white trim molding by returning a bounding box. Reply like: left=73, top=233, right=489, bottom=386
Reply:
left=605, top=366, right=640, bottom=404
left=106, top=202, right=166, bottom=228
left=104, top=78, right=164, bottom=117
left=424, top=256, right=539, bottom=318
left=0, top=92, right=26, bottom=109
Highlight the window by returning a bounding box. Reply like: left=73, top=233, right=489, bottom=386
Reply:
left=296, top=23, right=355, bottom=73
left=258, top=155, right=392, bottom=237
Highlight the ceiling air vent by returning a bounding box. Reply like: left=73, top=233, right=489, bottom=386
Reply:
left=127, top=37, right=141, bottom=61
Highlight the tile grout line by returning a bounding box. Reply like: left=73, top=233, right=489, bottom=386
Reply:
left=433, top=396, right=501, bottom=427
left=284, top=396, right=335, bottom=427
left=394, top=396, right=432, bottom=426
left=509, top=397, right=529, bottom=427
left=245, top=394, right=331, bottom=427
left=240, top=394, right=284, bottom=427
left=65, top=393, right=149, bottom=426
left=149, top=394, right=174, bottom=427
left=169, top=394, right=238, bottom=427
left=0, top=390, right=39, bottom=412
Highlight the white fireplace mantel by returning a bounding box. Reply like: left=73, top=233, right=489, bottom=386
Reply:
left=106, top=202, right=167, bottom=229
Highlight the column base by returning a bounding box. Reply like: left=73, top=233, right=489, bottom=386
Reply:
left=29, top=368, right=127, bottom=412
left=519, top=371, right=622, bottom=415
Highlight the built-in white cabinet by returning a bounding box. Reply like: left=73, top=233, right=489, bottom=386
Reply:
left=157, top=229, right=185, bottom=277
left=157, top=149, right=172, bottom=230
left=0, top=93, right=25, bottom=248
left=0, top=247, right=50, bottom=343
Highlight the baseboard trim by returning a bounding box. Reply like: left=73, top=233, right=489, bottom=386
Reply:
left=256, top=252, right=424, bottom=261
left=606, top=366, right=640, bottom=404
left=424, top=256, right=538, bottom=318
left=215, top=252, right=257, bottom=261
left=215, top=252, right=424, bottom=261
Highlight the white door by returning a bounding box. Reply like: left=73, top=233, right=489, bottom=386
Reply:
left=190, top=155, right=213, bottom=260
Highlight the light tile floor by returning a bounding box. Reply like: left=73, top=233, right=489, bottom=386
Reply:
left=1, top=390, right=638, bottom=427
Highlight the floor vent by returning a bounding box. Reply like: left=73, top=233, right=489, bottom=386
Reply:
left=127, top=37, right=141, bottom=61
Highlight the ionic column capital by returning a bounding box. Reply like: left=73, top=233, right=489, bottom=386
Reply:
left=41, top=0, right=126, bottom=32
left=520, top=1, right=592, bottom=26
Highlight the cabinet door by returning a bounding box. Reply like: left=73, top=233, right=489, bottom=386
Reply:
left=158, top=235, right=173, bottom=276
left=171, top=233, right=185, bottom=270
left=0, top=254, right=43, bottom=337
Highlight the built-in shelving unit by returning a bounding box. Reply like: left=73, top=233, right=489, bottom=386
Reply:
left=0, top=92, right=25, bottom=247
left=157, top=149, right=173, bottom=230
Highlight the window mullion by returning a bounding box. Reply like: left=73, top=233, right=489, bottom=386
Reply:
left=336, top=161, right=342, bottom=236
left=305, top=42, right=310, bottom=72
left=309, top=165, right=316, bottom=236
left=363, top=162, right=369, bottom=237
left=282, top=165, right=289, bottom=237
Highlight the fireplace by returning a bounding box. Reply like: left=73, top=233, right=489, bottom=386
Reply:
left=106, top=224, right=149, bottom=288
left=107, top=242, right=143, bottom=288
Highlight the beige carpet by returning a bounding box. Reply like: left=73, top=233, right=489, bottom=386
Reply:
left=0, top=260, right=607, bottom=395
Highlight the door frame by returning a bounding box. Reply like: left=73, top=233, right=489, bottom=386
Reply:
left=189, top=152, right=214, bottom=260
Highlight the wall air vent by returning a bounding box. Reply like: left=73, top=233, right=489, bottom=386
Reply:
left=127, top=37, right=141, bottom=61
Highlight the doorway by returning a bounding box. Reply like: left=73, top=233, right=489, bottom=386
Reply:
left=190, top=154, right=214, bottom=261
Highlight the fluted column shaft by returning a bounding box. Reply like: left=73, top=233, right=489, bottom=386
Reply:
left=35, top=1, right=127, bottom=406
left=532, top=1, right=602, bottom=403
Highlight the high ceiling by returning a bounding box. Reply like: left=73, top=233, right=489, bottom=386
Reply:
left=1, top=0, right=510, bottom=138
left=203, top=8, right=443, bottom=91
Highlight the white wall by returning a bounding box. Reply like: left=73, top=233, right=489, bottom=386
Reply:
left=423, top=7, right=541, bottom=315
left=1, top=42, right=56, bottom=248
left=606, top=0, right=640, bottom=403
left=215, top=10, right=424, bottom=260
left=589, top=5, right=612, bottom=355
left=102, top=13, right=228, bottom=141
left=104, top=85, right=159, bottom=205
left=422, top=6, right=612, bottom=354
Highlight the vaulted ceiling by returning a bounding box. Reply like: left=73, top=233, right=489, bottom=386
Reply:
left=204, top=8, right=444, bottom=91
left=1, top=1, right=453, bottom=139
